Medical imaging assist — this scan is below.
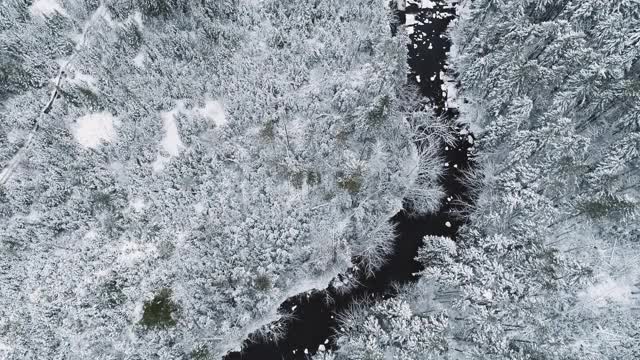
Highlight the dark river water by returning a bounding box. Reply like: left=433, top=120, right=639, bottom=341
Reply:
left=224, top=1, right=472, bottom=359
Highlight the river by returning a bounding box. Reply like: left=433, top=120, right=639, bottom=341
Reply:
left=224, top=1, right=473, bottom=358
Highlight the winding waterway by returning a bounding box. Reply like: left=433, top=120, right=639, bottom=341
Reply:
left=224, top=1, right=473, bottom=358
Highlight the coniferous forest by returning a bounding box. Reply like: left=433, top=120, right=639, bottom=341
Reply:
left=0, top=0, right=638, bottom=359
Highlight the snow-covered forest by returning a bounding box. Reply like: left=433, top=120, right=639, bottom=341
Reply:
left=321, top=0, right=640, bottom=359
left=1, top=0, right=445, bottom=358
left=1, top=0, right=638, bottom=359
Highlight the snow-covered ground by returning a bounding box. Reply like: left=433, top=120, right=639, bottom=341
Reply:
left=72, top=112, right=117, bottom=148
left=196, top=100, right=227, bottom=128
left=29, top=0, right=66, bottom=18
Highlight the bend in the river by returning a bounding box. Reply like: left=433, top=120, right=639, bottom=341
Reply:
left=224, top=1, right=474, bottom=359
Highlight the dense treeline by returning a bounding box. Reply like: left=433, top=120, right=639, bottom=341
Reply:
left=445, top=0, right=639, bottom=357
left=321, top=0, right=639, bottom=359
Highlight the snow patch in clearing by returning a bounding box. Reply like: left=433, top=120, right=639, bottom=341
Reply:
left=6, top=128, right=27, bottom=144
left=580, top=276, right=635, bottom=307
left=445, top=78, right=459, bottom=109
left=73, top=112, right=116, bottom=149
left=406, top=13, right=416, bottom=26
left=194, top=202, right=206, bottom=213
left=0, top=342, right=13, bottom=354
left=151, top=156, right=168, bottom=172
left=100, top=7, right=116, bottom=27
left=30, top=0, right=66, bottom=17
left=24, top=210, right=42, bottom=223
left=153, top=106, right=185, bottom=172
left=130, top=198, right=146, bottom=212
left=196, top=100, right=227, bottom=127
left=133, top=52, right=146, bottom=68
left=83, top=229, right=98, bottom=241
left=161, top=110, right=184, bottom=156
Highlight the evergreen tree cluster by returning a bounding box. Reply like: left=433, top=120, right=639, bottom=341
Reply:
left=443, top=0, right=640, bottom=356
left=323, top=0, right=639, bottom=358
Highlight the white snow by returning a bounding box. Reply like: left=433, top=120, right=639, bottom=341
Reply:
left=194, top=202, right=205, bottom=213
left=29, top=0, right=66, bottom=18
left=73, top=72, right=96, bottom=84
left=71, top=72, right=98, bottom=92
left=416, top=75, right=421, bottom=83
left=160, top=110, right=184, bottom=157
left=153, top=107, right=185, bottom=172
left=445, top=221, right=452, bottom=228
left=468, top=135, right=474, bottom=144
left=72, top=112, right=116, bottom=149
left=130, top=198, right=146, bottom=212
left=421, top=0, right=436, bottom=8
left=6, top=128, right=26, bottom=144
left=151, top=107, right=185, bottom=172
left=445, top=79, right=459, bottom=109
left=29, top=287, right=43, bottom=303
left=110, top=161, right=128, bottom=184
left=100, top=8, right=116, bottom=27
left=132, top=11, right=144, bottom=28
left=197, top=100, right=227, bottom=127
left=580, top=277, right=635, bottom=307
left=24, top=210, right=41, bottom=223
left=83, top=229, right=98, bottom=241
left=318, top=344, right=326, bottom=351
left=406, top=14, right=416, bottom=26
left=133, top=52, right=146, bottom=68
left=482, top=289, right=493, bottom=300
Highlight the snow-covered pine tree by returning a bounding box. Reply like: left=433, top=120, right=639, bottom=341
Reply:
left=441, top=0, right=640, bottom=357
